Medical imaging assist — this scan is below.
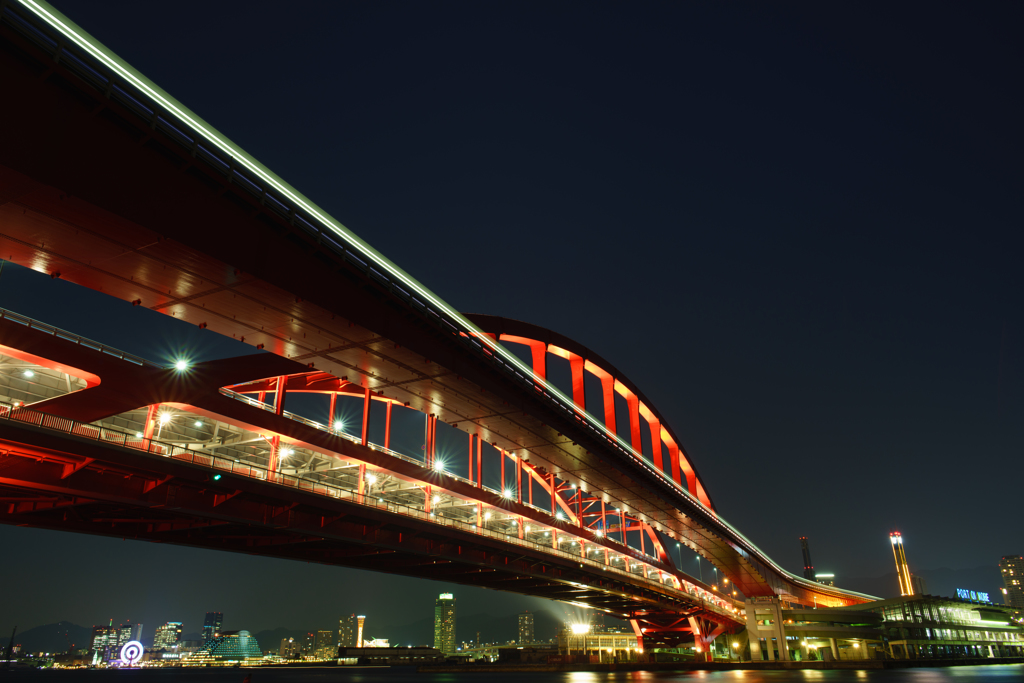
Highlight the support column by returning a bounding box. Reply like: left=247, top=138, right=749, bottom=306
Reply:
left=329, top=391, right=337, bottom=432
left=648, top=418, right=663, bottom=470
left=829, top=638, right=839, bottom=662
left=501, top=451, right=506, bottom=493
left=626, top=392, right=641, bottom=454
left=468, top=433, right=474, bottom=482
left=476, top=436, right=482, bottom=486
left=569, top=355, right=586, bottom=409
left=516, top=456, right=522, bottom=504
left=384, top=401, right=392, bottom=450
left=142, top=404, right=159, bottom=441
left=358, top=463, right=366, bottom=500
left=361, top=386, right=370, bottom=446
left=476, top=502, right=482, bottom=527
left=425, top=485, right=432, bottom=513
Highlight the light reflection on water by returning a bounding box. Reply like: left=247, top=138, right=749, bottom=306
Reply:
left=1, top=665, right=1022, bottom=683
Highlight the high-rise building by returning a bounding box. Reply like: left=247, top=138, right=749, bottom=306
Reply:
left=113, top=622, right=140, bottom=649
left=518, top=611, right=534, bottom=645
left=279, top=637, right=299, bottom=657
left=890, top=532, right=914, bottom=596
left=89, top=623, right=113, bottom=660
left=338, top=614, right=365, bottom=648
left=799, top=537, right=815, bottom=581
left=190, top=631, right=263, bottom=665
left=153, top=622, right=183, bottom=650
left=434, top=593, right=456, bottom=654
left=315, top=630, right=336, bottom=658
left=1000, top=555, right=1023, bottom=610
left=202, top=612, right=223, bottom=643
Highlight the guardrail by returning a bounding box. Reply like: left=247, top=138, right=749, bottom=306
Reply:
left=0, top=399, right=739, bottom=619
left=0, top=306, right=159, bottom=369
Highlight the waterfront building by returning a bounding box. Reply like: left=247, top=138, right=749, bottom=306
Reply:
left=278, top=637, right=299, bottom=658
left=555, top=627, right=641, bottom=662
left=338, top=646, right=444, bottom=665
left=202, top=612, right=223, bottom=643
left=315, top=630, right=335, bottom=658
left=518, top=611, right=534, bottom=645
left=188, top=630, right=262, bottom=665
left=1001, top=555, right=1023, bottom=611
left=742, top=593, right=1024, bottom=662
left=153, top=622, right=182, bottom=650
left=434, top=593, right=457, bottom=654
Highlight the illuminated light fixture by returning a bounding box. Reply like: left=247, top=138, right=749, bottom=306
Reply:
left=545, top=531, right=550, bottom=536
left=194, top=421, right=203, bottom=428
left=173, top=359, right=189, bottom=372
left=334, top=420, right=344, bottom=431
left=525, top=525, right=531, bottom=532
left=570, top=623, right=590, bottom=635
left=212, top=474, right=221, bottom=481
left=556, top=512, right=564, bottom=520
left=158, top=413, right=172, bottom=425
left=502, top=489, right=512, bottom=498
left=281, top=448, right=294, bottom=457
left=595, top=529, right=603, bottom=537
left=23, top=370, right=34, bottom=378
left=433, top=460, right=445, bottom=473
left=366, top=473, right=378, bottom=485
left=135, top=432, right=143, bottom=438
left=484, top=512, right=492, bottom=520
left=432, top=495, right=441, bottom=505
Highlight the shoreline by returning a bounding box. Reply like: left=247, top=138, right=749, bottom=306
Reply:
left=418, top=657, right=1024, bottom=673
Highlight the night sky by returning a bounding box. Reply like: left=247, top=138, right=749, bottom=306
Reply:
left=2, top=1, right=1022, bottom=641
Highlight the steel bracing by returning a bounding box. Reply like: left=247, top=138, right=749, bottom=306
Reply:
left=0, top=0, right=877, bottom=652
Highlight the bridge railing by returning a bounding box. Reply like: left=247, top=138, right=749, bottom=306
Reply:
left=0, top=306, right=159, bottom=369
left=0, top=400, right=739, bottom=619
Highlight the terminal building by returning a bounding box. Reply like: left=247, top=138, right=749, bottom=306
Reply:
left=741, top=593, right=1024, bottom=661
left=187, top=630, right=263, bottom=666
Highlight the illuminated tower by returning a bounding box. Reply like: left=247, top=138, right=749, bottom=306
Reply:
left=890, top=532, right=914, bottom=596
left=433, top=593, right=456, bottom=654
left=799, top=537, right=815, bottom=581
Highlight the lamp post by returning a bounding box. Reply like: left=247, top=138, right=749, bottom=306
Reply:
left=695, top=554, right=703, bottom=582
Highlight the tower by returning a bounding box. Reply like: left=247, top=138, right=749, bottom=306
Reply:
left=518, top=611, right=534, bottom=645
left=890, top=532, right=914, bottom=596
left=202, top=612, right=223, bottom=643
left=433, top=593, right=456, bottom=654
left=1000, top=555, right=1023, bottom=610
left=799, top=537, right=815, bottom=581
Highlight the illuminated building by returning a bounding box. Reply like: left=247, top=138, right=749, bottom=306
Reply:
left=800, top=537, right=815, bottom=581
left=279, top=637, right=299, bottom=657
left=153, top=622, right=183, bottom=649
left=114, top=622, right=141, bottom=649
left=434, top=593, right=457, bottom=654
left=202, top=612, right=223, bottom=643
left=189, top=630, right=263, bottom=665
left=315, top=630, right=335, bottom=658
left=339, top=615, right=357, bottom=648
left=518, top=611, right=534, bottom=645
left=1001, top=555, right=1023, bottom=611
left=89, top=623, right=113, bottom=661
left=889, top=532, right=914, bottom=596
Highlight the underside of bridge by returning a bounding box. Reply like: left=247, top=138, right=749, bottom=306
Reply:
left=0, top=0, right=874, bottom=639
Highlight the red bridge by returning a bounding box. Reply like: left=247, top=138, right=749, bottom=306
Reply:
left=0, top=0, right=874, bottom=654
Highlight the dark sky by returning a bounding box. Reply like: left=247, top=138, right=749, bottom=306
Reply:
left=2, top=0, right=1022, bottom=639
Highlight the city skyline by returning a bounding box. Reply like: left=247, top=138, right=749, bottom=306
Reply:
left=1, top=0, right=1022, bottom=641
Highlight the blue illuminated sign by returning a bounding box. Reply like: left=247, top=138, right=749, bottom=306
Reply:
left=956, top=588, right=990, bottom=602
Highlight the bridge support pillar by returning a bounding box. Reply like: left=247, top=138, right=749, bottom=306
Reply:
left=744, top=598, right=790, bottom=662
left=142, top=404, right=158, bottom=440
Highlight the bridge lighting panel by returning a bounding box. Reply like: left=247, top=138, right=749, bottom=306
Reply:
left=22, top=369, right=34, bottom=378
left=194, top=421, right=203, bottom=427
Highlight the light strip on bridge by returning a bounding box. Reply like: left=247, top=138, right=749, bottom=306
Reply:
left=14, top=1, right=876, bottom=603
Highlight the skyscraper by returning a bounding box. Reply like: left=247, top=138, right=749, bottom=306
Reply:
left=153, top=622, right=183, bottom=649
left=202, top=612, right=223, bottom=643
left=1000, top=555, right=1023, bottom=610
left=89, top=623, right=113, bottom=661
left=890, top=532, right=914, bottom=596
left=799, top=537, right=815, bottom=581
left=315, top=630, right=336, bottom=658
left=434, top=593, right=456, bottom=654
left=518, top=611, right=534, bottom=645
left=338, top=614, right=365, bottom=648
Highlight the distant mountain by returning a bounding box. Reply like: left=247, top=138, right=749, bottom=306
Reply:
left=5, top=621, right=92, bottom=654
